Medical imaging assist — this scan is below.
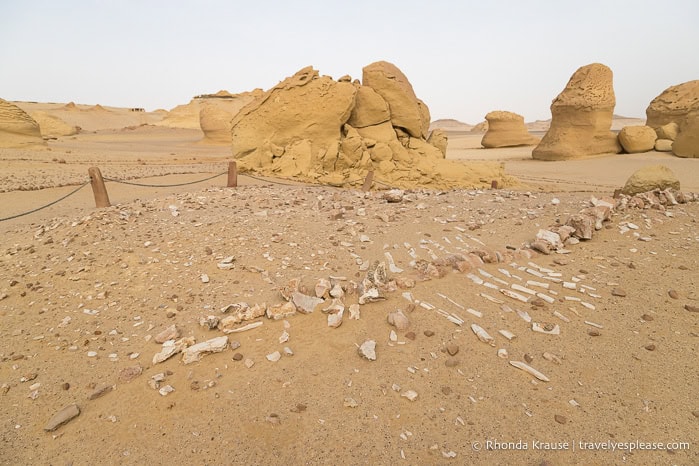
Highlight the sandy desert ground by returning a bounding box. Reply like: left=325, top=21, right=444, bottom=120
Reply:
left=0, top=117, right=698, bottom=465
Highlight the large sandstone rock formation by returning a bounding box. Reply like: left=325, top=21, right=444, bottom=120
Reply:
left=0, top=98, right=45, bottom=148
left=31, top=111, right=80, bottom=138
left=617, top=126, right=656, bottom=153
left=672, top=111, right=699, bottom=158
left=199, top=91, right=261, bottom=144
left=532, top=63, right=621, bottom=160
left=646, top=80, right=699, bottom=129
left=230, top=63, right=512, bottom=189
left=621, top=165, right=680, bottom=195
left=481, top=111, right=539, bottom=148
left=362, top=61, right=430, bottom=139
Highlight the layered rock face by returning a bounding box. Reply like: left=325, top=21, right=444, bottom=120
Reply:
left=481, top=111, right=539, bottom=148
left=646, top=80, right=699, bottom=128
left=617, top=126, right=657, bottom=153
left=532, top=63, right=621, bottom=160
left=0, top=98, right=45, bottom=148
left=230, top=62, right=512, bottom=189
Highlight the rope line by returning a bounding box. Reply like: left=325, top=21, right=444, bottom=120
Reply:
left=0, top=182, right=90, bottom=222
left=239, top=173, right=299, bottom=186
left=103, top=172, right=226, bottom=187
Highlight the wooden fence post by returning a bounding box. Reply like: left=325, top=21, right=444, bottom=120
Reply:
left=227, top=161, right=238, bottom=188
left=88, top=167, right=111, bottom=208
left=362, top=170, right=374, bottom=192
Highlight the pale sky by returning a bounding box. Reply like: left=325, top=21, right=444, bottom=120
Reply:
left=1, top=0, right=698, bottom=124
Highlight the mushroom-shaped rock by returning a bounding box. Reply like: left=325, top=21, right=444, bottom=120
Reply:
left=532, top=64, right=621, bottom=160
left=646, top=80, right=699, bottom=129
left=618, top=126, right=657, bottom=153
left=481, top=111, right=539, bottom=148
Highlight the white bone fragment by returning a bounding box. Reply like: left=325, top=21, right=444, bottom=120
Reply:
left=509, top=360, right=550, bottom=382
left=384, top=252, right=403, bottom=273
left=532, top=322, right=560, bottom=335
left=471, top=324, right=495, bottom=346
left=500, top=288, right=530, bottom=303
left=465, top=308, right=482, bottom=318
left=479, top=293, right=504, bottom=304
left=511, top=283, right=536, bottom=295
left=516, top=309, right=532, bottom=323
left=498, top=329, right=516, bottom=341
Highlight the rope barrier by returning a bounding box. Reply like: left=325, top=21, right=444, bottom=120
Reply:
left=102, top=172, right=226, bottom=188
left=238, top=173, right=299, bottom=186
left=0, top=182, right=90, bottom=222
left=0, top=167, right=392, bottom=223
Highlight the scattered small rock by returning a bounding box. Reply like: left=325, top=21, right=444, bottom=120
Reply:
left=343, top=397, right=358, bottom=408
left=441, top=386, right=452, bottom=395
left=445, top=359, right=459, bottom=367
left=423, top=330, right=435, bottom=337
left=88, top=383, right=113, bottom=400
left=404, top=331, right=416, bottom=341
left=524, top=353, right=534, bottom=364
left=668, top=289, right=679, bottom=299
left=588, top=329, right=601, bottom=337
left=358, top=340, right=376, bottom=361
left=641, top=314, right=654, bottom=321
left=685, top=304, right=698, bottom=313
left=117, top=365, right=142, bottom=383
left=644, top=344, right=656, bottom=351
left=611, top=288, right=627, bottom=297
left=232, top=352, right=243, bottom=361
left=554, top=414, right=567, bottom=425
left=44, top=404, right=80, bottom=432
left=446, top=344, right=459, bottom=356
left=290, top=403, right=307, bottom=413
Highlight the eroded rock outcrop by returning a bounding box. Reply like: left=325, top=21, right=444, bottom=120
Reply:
left=646, top=80, right=699, bottom=129
left=618, top=126, right=656, bottom=153
left=31, top=111, right=80, bottom=138
left=621, top=165, right=680, bottom=195
left=481, top=111, right=539, bottom=148
left=362, top=61, right=430, bottom=139
left=230, top=63, right=513, bottom=189
left=532, top=63, right=621, bottom=160
left=672, top=111, right=699, bottom=158
left=199, top=91, right=261, bottom=144
left=0, top=98, right=45, bottom=148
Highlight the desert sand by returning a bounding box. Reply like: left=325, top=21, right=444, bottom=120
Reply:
left=0, top=103, right=698, bottom=466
